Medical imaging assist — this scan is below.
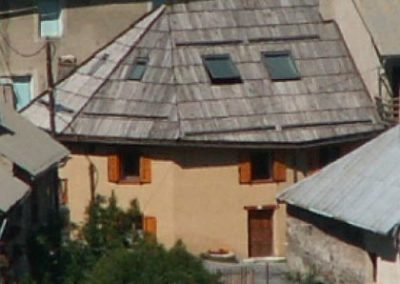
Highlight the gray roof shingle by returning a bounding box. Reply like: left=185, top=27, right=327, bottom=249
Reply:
left=22, top=1, right=383, bottom=146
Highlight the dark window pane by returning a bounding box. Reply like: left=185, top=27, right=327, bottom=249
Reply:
left=152, top=0, right=165, bottom=8
left=319, top=146, right=340, bottom=167
left=203, top=54, right=241, bottom=83
left=127, top=57, right=148, bottom=81
left=262, top=51, right=300, bottom=81
left=251, top=153, right=272, bottom=180
left=121, top=152, right=140, bottom=179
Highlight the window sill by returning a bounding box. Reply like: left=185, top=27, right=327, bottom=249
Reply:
left=118, top=177, right=141, bottom=185
left=251, top=179, right=276, bottom=184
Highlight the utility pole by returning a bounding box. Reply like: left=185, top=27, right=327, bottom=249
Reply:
left=46, top=40, right=56, bottom=136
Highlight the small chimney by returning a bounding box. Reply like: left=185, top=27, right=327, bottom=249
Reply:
left=57, top=55, right=77, bottom=81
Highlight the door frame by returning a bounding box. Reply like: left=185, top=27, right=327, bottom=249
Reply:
left=245, top=205, right=277, bottom=257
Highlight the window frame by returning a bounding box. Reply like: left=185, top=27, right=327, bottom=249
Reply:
left=239, top=150, right=286, bottom=184
left=202, top=54, right=242, bottom=84
left=127, top=56, right=149, bottom=81
left=108, top=150, right=151, bottom=185
left=262, top=51, right=300, bottom=81
left=38, top=0, right=63, bottom=38
left=11, top=75, right=33, bottom=111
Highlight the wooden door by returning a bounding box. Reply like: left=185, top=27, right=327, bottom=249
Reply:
left=248, top=209, right=273, bottom=257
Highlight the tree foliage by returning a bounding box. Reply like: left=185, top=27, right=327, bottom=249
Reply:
left=27, top=193, right=219, bottom=284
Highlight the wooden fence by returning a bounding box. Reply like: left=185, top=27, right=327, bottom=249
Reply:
left=215, top=266, right=255, bottom=284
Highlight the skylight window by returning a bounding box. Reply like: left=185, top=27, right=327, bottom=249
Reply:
left=127, top=57, right=149, bottom=81
left=262, top=51, right=300, bottom=81
left=203, top=54, right=241, bottom=83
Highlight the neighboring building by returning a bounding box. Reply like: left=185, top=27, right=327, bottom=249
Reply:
left=22, top=0, right=384, bottom=258
left=0, top=0, right=161, bottom=110
left=278, top=125, right=400, bottom=284
left=0, top=98, right=69, bottom=280
left=319, top=0, right=400, bottom=124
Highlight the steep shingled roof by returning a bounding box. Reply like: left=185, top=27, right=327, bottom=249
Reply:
left=278, top=125, right=400, bottom=236
left=22, top=0, right=384, bottom=146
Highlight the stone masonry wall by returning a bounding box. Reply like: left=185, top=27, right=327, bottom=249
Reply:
left=286, top=205, right=374, bottom=284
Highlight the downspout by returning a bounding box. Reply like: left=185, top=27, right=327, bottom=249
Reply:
left=46, top=40, right=56, bottom=136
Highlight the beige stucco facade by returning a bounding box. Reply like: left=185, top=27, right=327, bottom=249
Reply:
left=0, top=1, right=149, bottom=98
left=60, top=145, right=309, bottom=258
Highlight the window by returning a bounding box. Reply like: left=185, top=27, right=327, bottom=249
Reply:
left=12, top=76, right=32, bottom=111
left=262, top=51, right=300, bottom=81
left=38, top=0, right=62, bottom=38
left=308, top=146, right=342, bottom=174
left=108, top=151, right=151, bottom=184
left=127, top=57, right=149, bottom=81
left=203, top=54, right=241, bottom=83
left=152, top=0, right=166, bottom=8
left=239, top=151, right=286, bottom=184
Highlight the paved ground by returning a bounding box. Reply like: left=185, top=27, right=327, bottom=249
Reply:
left=204, top=259, right=294, bottom=284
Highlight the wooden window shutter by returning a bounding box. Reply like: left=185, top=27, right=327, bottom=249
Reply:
left=273, top=150, right=286, bottom=182
left=108, top=154, right=121, bottom=183
left=143, top=216, right=157, bottom=239
left=307, top=148, right=320, bottom=175
left=239, top=153, right=252, bottom=184
left=139, top=156, right=152, bottom=184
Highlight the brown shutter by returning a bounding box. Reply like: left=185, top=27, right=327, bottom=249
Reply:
left=307, top=148, right=320, bottom=175
left=143, top=216, right=157, bottom=239
left=273, top=150, right=286, bottom=182
left=108, top=154, right=121, bottom=183
left=139, top=156, right=152, bottom=184
left=239, top=153, right=252, bottom=184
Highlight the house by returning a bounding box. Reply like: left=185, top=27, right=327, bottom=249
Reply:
left=22, top=0, right=384, bottom=258
left=0, top=93, right=69, bottom=280
left=278, top=125, right=400, bottom=284
left=319, top=0, right=400, bottom=123
left=0, top=0, right=163, bottom=110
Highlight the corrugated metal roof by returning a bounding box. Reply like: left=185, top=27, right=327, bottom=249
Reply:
left=278, top=125, right=400, bottom=236
left=354, top=0, right=400, bottom=56
left=0, top=164, right=29, bottom=213
left=22, top=0, right=383, bottom=145
left=0, top=105, right=69, bottom=176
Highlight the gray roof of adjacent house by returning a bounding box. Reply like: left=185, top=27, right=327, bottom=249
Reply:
left=22, top=0, right=383, bottom=146
left=354, top=0, right=400, bottom=57
left=0, top=104, right=69, bottom=176
left=0, top=163, right=29, bottom=213
left=278, top=125, right=400, bottom=236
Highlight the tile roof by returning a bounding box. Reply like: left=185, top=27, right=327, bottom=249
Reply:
left=22, top=0, right=383, bottom=146
left=278, top=125, right=400, bottom=236
left=0, top=104, right=69, bottom=176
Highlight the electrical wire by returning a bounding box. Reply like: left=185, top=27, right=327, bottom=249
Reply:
left=0, top=31, right=47, bottom=58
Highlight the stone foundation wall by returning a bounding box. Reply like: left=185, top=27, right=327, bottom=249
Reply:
left=286, top=206, right=374, bottom=284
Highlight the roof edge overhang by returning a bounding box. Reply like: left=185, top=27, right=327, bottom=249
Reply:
left=54, top=129, right=383, bottom=150
left=280, top=201, right=392, bottom=238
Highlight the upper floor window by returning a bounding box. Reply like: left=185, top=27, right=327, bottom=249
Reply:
left=108, top=150, right=151, bottom=184
left=262, top=51, right=300, bottom=81
left=203, top=54, right=242, bottom=84
left=239, top=151, right=286, bottom=184
left=11, top=76, right=32, bottom=111
left=308, top=146, right=342, bottom=175
left=38, top=0, right=62, bottom=38
left=127, top=57, right=149, bottom=81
